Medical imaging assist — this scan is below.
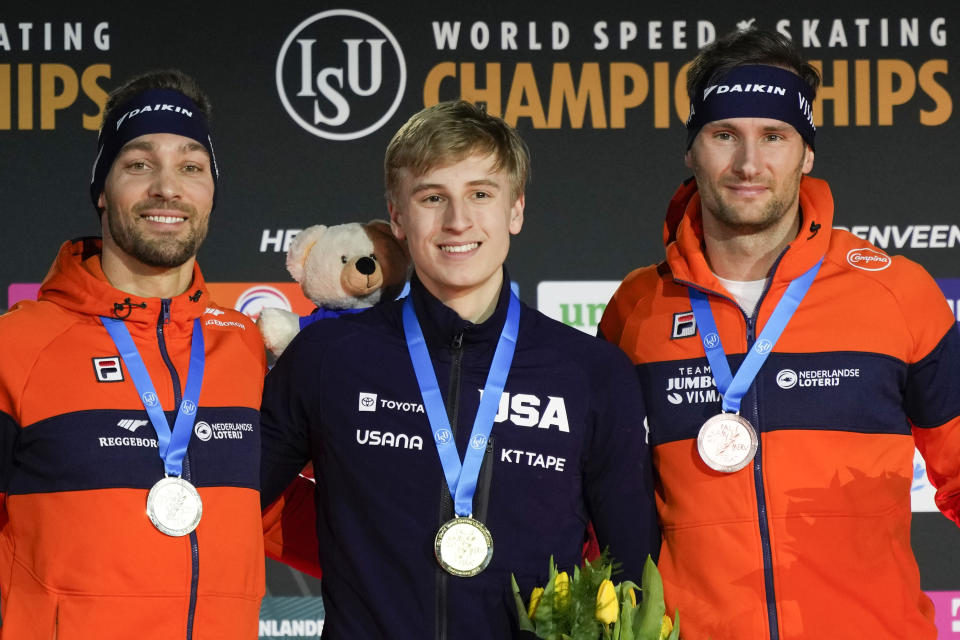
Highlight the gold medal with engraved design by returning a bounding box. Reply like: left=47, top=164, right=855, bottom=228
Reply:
left=434, top=516, right=494, bottom=577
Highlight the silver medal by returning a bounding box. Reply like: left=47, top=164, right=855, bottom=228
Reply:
left=697, top=412, right=759, bottom=473
left=146, top=476, right=203, bottom=537
left=434, top=517, right=494, bottom=577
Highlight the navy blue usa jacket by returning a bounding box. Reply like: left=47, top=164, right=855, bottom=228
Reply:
left=261, top=272, right=658, bottom=639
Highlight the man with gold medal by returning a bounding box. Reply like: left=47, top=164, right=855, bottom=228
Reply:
left=260, top=101, right=659, bottom=638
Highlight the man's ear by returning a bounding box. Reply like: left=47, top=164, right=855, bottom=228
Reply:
left=509, top=194, right=524, bottom=235
left=802, top=145, right=815, bottom=175
left=387, top=201, right=405, bottom=241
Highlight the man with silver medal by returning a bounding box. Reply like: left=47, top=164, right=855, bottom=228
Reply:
left=0, top=70, right=273, bottom=639
left=260, top=101, right=658, bottom=639
left=600, top=28, right=960, bottom=640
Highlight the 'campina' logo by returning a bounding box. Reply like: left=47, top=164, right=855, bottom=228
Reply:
left=276, top=9, right=406, bottom=141
left=117, top=419, right=149, bottom=433
left=846, top=247, right=891, bottom=271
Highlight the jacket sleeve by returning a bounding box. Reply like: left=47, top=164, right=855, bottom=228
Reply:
left=0, top=411, right=15, bottom=531
left=900, top=267, right=960, bottom=526
left=259, top=331, right=327, bottom=574
left=260, top=333, right=317, bottom=509
left=907, top=326, right=960, bottom=525
left=262, top=472, right=322, bottom=579
left=583, top=349, right=660, bottom=582
left=597, top=281, right=630, bottom=343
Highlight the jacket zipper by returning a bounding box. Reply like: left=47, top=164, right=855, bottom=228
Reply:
left=677, top=254, right=787, bottom=640
left=435, top=330, right=463, bottom=640
left=472, top=435, right=495, bottom=523
left=157, top=299, right=199, bottom=640
left=740, top=260, right=785, bottom=640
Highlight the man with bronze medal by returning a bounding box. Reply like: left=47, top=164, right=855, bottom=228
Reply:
left=261, top=101, right=658, bottom=638
left=600, top=28, right=960, bottom=640
left=0, top=71, right=273, bottom=638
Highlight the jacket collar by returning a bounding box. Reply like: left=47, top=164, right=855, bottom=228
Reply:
left=38, top=237, right=210, bottom=331
left=407, top=268, right=513, bottom=349
left=664, top=175, right=834, bottom=290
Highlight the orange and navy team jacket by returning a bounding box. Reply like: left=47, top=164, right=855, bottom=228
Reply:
left=0, top=238, right=268, bottom=640
left=599, top=176, right=960, bottom=640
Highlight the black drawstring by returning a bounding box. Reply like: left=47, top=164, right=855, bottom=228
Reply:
left=112, top=297, right=147, bottom=319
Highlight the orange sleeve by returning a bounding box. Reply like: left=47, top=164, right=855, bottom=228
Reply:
left=262, top=471, right=323, bottom=579
left=896, top=260, right=960, bottom=526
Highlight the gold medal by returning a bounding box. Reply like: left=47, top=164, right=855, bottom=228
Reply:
left=434, top=517, right=493, bottom=577
left=146, top=476, right=203, bottom=537
left=697, top=413, right=758, bottom=473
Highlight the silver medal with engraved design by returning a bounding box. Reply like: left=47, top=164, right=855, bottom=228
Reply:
left=697, top=412, right=758, bottom=473
left=146, top=476, right=203, bottom=536
left=434, top=516, right=493, bottom=577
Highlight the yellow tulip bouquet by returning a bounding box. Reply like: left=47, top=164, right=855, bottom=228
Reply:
left=511, top=553, right=680, bottom=640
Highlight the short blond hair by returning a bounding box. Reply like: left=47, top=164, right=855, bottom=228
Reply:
left=384, top=100, right=530, bottom=206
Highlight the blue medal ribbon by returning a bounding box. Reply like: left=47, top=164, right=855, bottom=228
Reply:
left=403, top=291, right=520, bottom=519
left=101, top=316, right=205, bottom=477
left=688, top=258, right=823, bottom=414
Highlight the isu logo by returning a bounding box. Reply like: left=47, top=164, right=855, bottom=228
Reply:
left=276, top=9, right=406, bottom=141
left=846, top=247, right=891, bottom=271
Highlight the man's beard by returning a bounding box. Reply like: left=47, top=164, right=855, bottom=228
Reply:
left=105, top=199, right=209, bottom=269
left=702, top=156, right=805, bottom=235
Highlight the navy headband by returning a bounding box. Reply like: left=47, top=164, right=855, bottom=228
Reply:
left=90, top=88, right=218, bottom=210
left=685, top=65, right=816, bottom=150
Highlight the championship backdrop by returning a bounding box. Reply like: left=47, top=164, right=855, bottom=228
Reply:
left=3, top=1, right=958, bottom=637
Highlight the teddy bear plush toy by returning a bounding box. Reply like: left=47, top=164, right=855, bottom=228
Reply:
left=257, top=220, right=410, bottom=357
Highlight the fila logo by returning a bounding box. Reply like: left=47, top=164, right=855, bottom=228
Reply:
left=93, top=357, right=124, bottom=382
left=117, top=419, right=148, bottom=432
left=204, top=307, right=225, bottom=316
left=672, top=311, right=697, bottom=339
